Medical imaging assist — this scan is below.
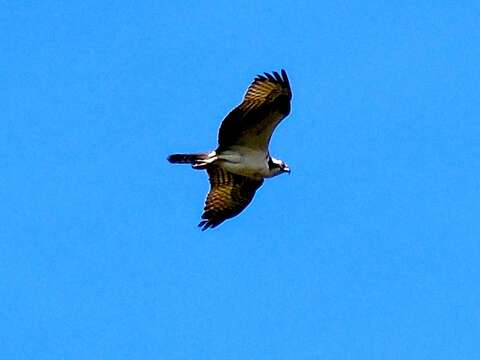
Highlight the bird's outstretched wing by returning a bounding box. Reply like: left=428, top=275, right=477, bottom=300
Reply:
left=199, top=166, right=264, bottom=230
left=217, top=69, right=292, bottom=152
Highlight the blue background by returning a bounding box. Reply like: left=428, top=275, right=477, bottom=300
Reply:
left=2, top=2, right=480, bottom=359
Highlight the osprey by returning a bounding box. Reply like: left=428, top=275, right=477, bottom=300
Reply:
left=168, top=69, right=292, bottom=230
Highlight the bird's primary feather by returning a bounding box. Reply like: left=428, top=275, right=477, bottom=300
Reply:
left=199, top=166, right=263, bottom=230
left=217, top=70, right=291, bottom=152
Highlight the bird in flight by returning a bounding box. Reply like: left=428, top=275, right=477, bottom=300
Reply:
left=168, top=69, right=292, bottom=230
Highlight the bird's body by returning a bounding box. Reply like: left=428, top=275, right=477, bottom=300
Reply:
left=168, top=70, right=292, bottom=230
left=194, top=148, right=281, bottom=179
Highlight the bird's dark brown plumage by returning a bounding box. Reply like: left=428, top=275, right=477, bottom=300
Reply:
left=199, top=166, right=263, bottom=230
left=217, top=69, right=291, bottom=152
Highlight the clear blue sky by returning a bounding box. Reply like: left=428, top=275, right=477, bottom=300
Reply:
left=2, top=2, right=480, bottom=359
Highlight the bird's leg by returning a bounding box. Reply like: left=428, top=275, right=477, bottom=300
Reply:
left=192, top=151, right=218, bottom=169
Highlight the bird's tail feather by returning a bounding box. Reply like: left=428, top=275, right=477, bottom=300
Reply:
left=167, top=153, right=209, bottom=165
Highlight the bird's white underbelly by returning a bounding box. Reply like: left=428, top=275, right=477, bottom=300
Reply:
left=216, top=148, right=269, bottom=179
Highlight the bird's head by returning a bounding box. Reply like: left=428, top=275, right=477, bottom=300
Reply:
left=268, top=157, right=291, bottom=177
